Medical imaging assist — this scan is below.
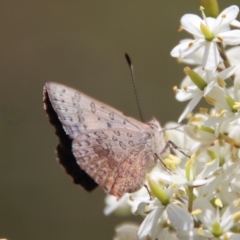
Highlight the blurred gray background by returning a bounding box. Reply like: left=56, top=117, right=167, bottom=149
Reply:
left=0, top=1, right=238, bottom=239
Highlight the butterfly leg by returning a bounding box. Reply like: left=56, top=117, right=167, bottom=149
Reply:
left=164, top=140, right=190, bottom=158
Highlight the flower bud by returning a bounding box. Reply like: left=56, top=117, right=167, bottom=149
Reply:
left=184, top=67, right=207, bottom=90
left=201, top=0, right=219, bottom=17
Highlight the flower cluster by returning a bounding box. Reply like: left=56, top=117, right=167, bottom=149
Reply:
left=107, top=2, right=240, bottom=240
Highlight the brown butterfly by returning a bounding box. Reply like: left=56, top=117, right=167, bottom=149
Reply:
left=43, top=82, right=167, bottom=198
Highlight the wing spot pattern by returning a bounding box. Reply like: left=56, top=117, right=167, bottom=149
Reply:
left=127, top=133, right=132, bottom=137
left=109, top=112, right=114, bottom=120
left=119, top=141, right=127, bottom=150
left=96, top=139, right=103, bottom=144
left=94, top=131, right=108, bottom=139
left=112, top=135, right=118, bottom=141
left=90, top=102, right=96, bottom=113
left=113, top=130, right=120, bottom=136
left=78, top=149, right=90, bottom=156
left=78, top=116, right=85, bottom=123
left=78, top=140, right=91, bottom=147
left=128, top=141, right=134, bottom=147
left=81, top=155, right=91, bottom=163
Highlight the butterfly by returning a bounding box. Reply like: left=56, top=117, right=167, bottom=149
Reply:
left=43, top=82, right=167, bottom=198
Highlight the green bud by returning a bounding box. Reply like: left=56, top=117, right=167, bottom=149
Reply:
left=207, top=150, right=218, bottom=160
left=200, top=23, right=214, bottom=41
left=201, top=0, right=219, bottom=18
left=225, top=96, right=237, bottom=113
left=148, top=177, right=169, bottom=205
left=184, top=67, right=207, bottom=90
left=199, top=125, right=215, bottom=134
left=212, top=221, right=222, bottom=237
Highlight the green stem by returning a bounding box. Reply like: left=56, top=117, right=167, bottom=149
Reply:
left=217, top=42, right=235, bottom=81
left=217, top=42, right=231, bottom=68
left=188, top=186, right=194, bottom=213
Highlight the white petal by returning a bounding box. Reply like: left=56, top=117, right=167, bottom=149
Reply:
left=177, top=228, right=208, bottom=240
left=208, top=86, right=230, bottom=110
left=204, top=81, right=215, bottom=96
left=104, top=194, right=129, bottom=215
left=217, top=65, right=239, bottom=79
left=204, top=116, right=220, bottom=127
left=202, top=42, right=221, bottom=70
left=153, top=228, right=176, bottom=240
left=167, top=204, right=193, bottom=231
left=219, top=30, right=240, bottom=45
left=114, top=223, right=139, bottom=240
left=196, top=174, right=221, bottom=199
left=171, top=39, right=204, bottom=58
left=197, top=158, right=219, bottom=180
left=221, top=199, right=240, bottom=231
left=183, top=125, right=216, bottom=143
left=193, top=197, right=215, bottom=227
left=178, top=94, right=202, bottom=123
left=227, top=46, right=240, bottom=63
left=176, top=88, right=197, bottom=102
left=181, top=14, right=203, bottom=37
left=137, top=207, right=164, bottom=240
left=226, top=233, right=240, bottom=240
left=178, top=40, right=204, bottom=65
left=214, top=5, right=239, bottom=33
left=192, top=177, right=215, bottom=187
left=231, top=19, right=240, bottom=28
left=206, top=18, right=218, bottom=32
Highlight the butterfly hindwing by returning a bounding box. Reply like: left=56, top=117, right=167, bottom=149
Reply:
left=72, top=128, right=157, bottom=198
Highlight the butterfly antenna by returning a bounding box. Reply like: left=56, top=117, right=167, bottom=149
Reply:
left=125, top=53, right=144, bottom=122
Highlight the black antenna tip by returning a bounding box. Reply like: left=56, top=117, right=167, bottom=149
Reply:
left=125, top=53, right=132, bottom=67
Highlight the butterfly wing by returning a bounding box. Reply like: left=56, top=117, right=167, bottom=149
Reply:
left=43, top=86, right=98, bottom=191
left=44, top=82, right=150, bottom=139
left=43, top=82, right=155, bottom=195
left=72, top=128, right=157, bottom=198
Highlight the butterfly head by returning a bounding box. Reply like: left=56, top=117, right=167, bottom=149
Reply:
left=147, top=118, right=162, bottom=131
left=147, top=118, right=167, bottom=157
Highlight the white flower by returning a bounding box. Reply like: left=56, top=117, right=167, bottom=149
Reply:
left=113, top=222, right=139, bottom=240
left=231, top=19, right=240, bottom=28
left=104, top=186, right=150, bottom=216
left=158, top=150, right=219, bottom=193
left=176, top=65, right=238, bottom=122
left=190, top=197, right=240, bottom=239
left=104, top=4, right=240, bottom=240
left=171, top=5, right=240, bottom=70
left=137, top=189, right=193, bottom=240
left=204, top=76, right=240, bottom=133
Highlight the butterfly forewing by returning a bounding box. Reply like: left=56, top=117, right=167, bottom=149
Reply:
left=43, top=82, right=164, bottom=198
left=45, top=82, right=150, bottom=139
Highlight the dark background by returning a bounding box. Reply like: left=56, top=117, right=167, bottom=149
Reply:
left=0, top=1, right=238, bottom=239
